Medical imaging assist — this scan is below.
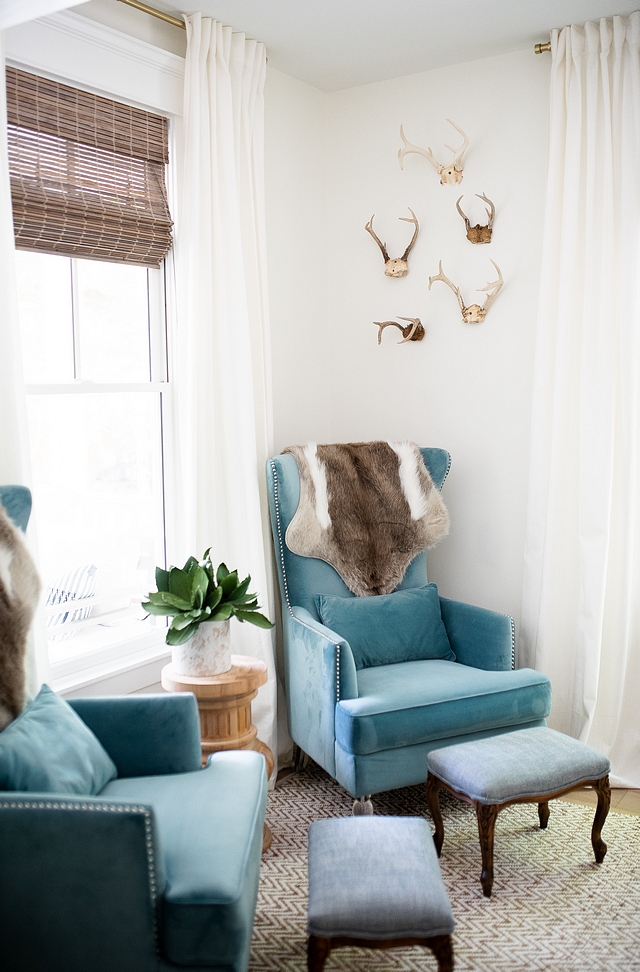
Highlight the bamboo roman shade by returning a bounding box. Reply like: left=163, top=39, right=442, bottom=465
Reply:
left=6, top=67, right=173, bottom=266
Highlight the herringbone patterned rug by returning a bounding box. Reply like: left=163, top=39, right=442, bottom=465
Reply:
left=250, top=762, right=640, bottom=972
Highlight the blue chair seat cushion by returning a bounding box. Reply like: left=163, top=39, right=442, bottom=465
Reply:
left=427, top=726, right=611, bottom=804
left=101, top=750, right=267, bottom=968
left=336, top=660, right=552, bottom=756
left=0, top=684, right=117, bottom=794
left=314, top=584, right=455, bottom=670
left=307, top=816, right=454, bottom=939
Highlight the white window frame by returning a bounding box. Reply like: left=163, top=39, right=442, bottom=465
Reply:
left=5, top=9, right=185, bottom=694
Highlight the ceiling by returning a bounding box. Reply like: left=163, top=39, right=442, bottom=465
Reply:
left=146, top=0, right=638, bottom=90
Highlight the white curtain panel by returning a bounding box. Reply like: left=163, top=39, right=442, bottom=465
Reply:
left=174, top=13, right=277, bottom=767
left=521, top=13, right=640, bottom=786
left=0, top=34, right=50, bottom=693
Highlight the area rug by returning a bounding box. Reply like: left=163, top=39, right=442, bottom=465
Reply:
left=250, top=762, right=640, bottom=972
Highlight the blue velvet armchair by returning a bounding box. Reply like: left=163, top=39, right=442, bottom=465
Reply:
left=0, top=486, right=268, bottom=972
left=266, top=448, right=552, bottom=801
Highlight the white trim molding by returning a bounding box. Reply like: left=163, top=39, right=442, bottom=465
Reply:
left=3, top=8, right=184, bottom=116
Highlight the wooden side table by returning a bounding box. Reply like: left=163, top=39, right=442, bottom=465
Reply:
left=161, top=654, right=274, bottom=852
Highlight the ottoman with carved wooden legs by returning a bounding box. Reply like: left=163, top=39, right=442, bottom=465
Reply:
left=425, top=726, right=611, bottom=897
left=307, top=817, right=455, bottom=971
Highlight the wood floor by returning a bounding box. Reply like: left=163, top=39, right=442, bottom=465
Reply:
left=560, top=787, right=640, bottom=816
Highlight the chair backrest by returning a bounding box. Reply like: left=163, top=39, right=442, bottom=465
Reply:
left=266, top=447, right=450, bottom=618
left=0, top=485, right=32, bottom=533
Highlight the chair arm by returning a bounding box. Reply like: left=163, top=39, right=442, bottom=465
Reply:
left=285, top=608, right=358, bottom=776
left=0, top=795, right=163, bottom=972
left=439, top=597, right=515, bottom=671
left=68, top=693, right=202, bottom=777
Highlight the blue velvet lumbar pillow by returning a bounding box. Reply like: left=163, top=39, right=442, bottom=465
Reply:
left=314, top=584, right=455, bottom=670
left=0, top=684, right=117, bottom=793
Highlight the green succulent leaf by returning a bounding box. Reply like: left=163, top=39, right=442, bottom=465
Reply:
left=166, top=621, right=200, bottom=646
left=231, top=576, right=251, bottom=600
left=216, top=563, right=230, bottom=583
left=171, top=613, right=198, bottom=630
left=191, top=566, right=209, bottom=609
left=183, top=556, right=200, bottom=575
left=205, top=585, right=223, bottom=611
left=168, top=567, right=195, bottom=605
left=155, top=567, right=170, bottom=593
left=141, top=599, right=181, bottom=617
left=145, top=590, right=193, bottom=612
left=234, top=610, right=274, bottom=629
left=210, top=603, right=233, bottom=621
left=219, top=571, right=239, bottom=598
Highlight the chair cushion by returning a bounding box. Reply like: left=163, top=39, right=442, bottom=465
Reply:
left=307, top=817, right=454, bottom=939
left=335, top=660, right=552, bottom=756
left=427, top=726, right=611, bottom=803
left=101, top=750, right=267, bottom=968
left=0, top=684, right=117, bottom=794
left=315, top=584, right=455, bottom=670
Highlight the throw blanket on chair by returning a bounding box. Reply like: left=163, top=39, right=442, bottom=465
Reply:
left=0, top=506, right=41, bottom=729
left=283, top=441, right=449, bottom=596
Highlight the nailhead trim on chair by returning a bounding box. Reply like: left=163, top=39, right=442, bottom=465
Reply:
left=270, top=458, right=342, bottom=702
left=509, top=617, right=516, bottom=669
left=0, top=800, right=160, bottom=952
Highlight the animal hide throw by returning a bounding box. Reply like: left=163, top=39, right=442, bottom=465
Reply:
left=0, top=505, right=41, bottom=730
left=283, top=441, right=449, bottom=596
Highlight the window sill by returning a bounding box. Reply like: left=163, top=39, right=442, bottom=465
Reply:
left=51, top=631, right=171, bottom=697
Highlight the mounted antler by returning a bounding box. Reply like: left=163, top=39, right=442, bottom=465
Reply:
left=374, top=316, right=425, bottom=345
left=456, top=193, right=495, bottom=244
left=428, top=260, right=503, bottom=323
left=365, top=208, right=419, bottom=277
left=398, top=119, right=469, bottom=186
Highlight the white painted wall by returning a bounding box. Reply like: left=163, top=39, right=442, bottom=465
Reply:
left=265, top=50, right=551, bottom=641
left=264, top=68, right=331, bottom=450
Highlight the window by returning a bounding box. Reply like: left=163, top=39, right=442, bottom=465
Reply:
left=16, top=251, right=170, bottom=665
left=7, top=67, right=174, bottom=672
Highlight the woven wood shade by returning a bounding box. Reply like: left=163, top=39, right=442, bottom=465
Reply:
left=6, top=67, right=173, bottom=267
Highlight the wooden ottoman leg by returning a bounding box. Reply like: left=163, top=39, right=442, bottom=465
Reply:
left=538, top=800, right=550, bottom=829
left=427, top=933, right=454, bottom=972
left=307, top=935, right=331, bottom=972
left=476, top=802, right=499, bottom=897
left=592, top=774, right=611, bottom=864
left=426, top=773, right=445, bottom=856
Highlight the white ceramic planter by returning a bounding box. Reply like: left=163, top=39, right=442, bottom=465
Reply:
left=171, top=619, right=232, bottom=677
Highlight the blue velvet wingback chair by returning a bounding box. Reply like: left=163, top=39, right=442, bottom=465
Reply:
left=266, top=448, right=552, bottom=801
left=0, top=486, right=268, bottom=972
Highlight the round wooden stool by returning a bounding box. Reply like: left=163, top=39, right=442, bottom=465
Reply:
left=162, top=654, right=274, bottom=851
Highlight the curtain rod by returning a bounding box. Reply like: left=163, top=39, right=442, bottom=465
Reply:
left=117, top=0, right=185, bottom=30
left=117, top=1, right=550, bottom=55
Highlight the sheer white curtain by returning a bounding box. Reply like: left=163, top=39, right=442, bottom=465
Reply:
left=173, top=13, right=277, bottom=767
left=0, top=33, right=49, bottom=692
left=521, top=13, right=640, bottom=786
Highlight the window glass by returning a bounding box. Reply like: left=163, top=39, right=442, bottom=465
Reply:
left=26, top=392, right=166, bottom=661
left=16, top=251, right=74, bottom=383
left=76, top=260, right=151, bottom=382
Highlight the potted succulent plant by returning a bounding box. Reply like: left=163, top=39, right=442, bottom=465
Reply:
left=142, top=548, right=273, bottom=677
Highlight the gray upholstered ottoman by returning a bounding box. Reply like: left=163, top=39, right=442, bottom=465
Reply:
left=426, top=726, right=611, bottom=897
left=307, top=817, right=455, bottom=971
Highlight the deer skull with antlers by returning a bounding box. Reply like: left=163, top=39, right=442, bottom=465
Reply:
left=456, top=193, right=495, bottom=244
left=428, top=260, right=503, bottom=323
left=398, top=119, right=469, bottom=186
left=374, top=316, right=425, bottom=345
left=365, top=208, right=419, bottom=277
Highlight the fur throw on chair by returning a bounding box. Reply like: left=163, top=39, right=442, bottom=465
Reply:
left=0, top=505, right=41, bottom=730
left=283, top=441, right=449, bottom=596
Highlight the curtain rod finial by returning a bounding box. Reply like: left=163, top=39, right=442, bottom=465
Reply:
left=535, top=41, right=552, bottom=54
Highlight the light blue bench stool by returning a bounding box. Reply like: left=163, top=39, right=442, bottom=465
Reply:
left=307, top=817, right=455, bottom=971
left=426, top=726, right=611, bottom=897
